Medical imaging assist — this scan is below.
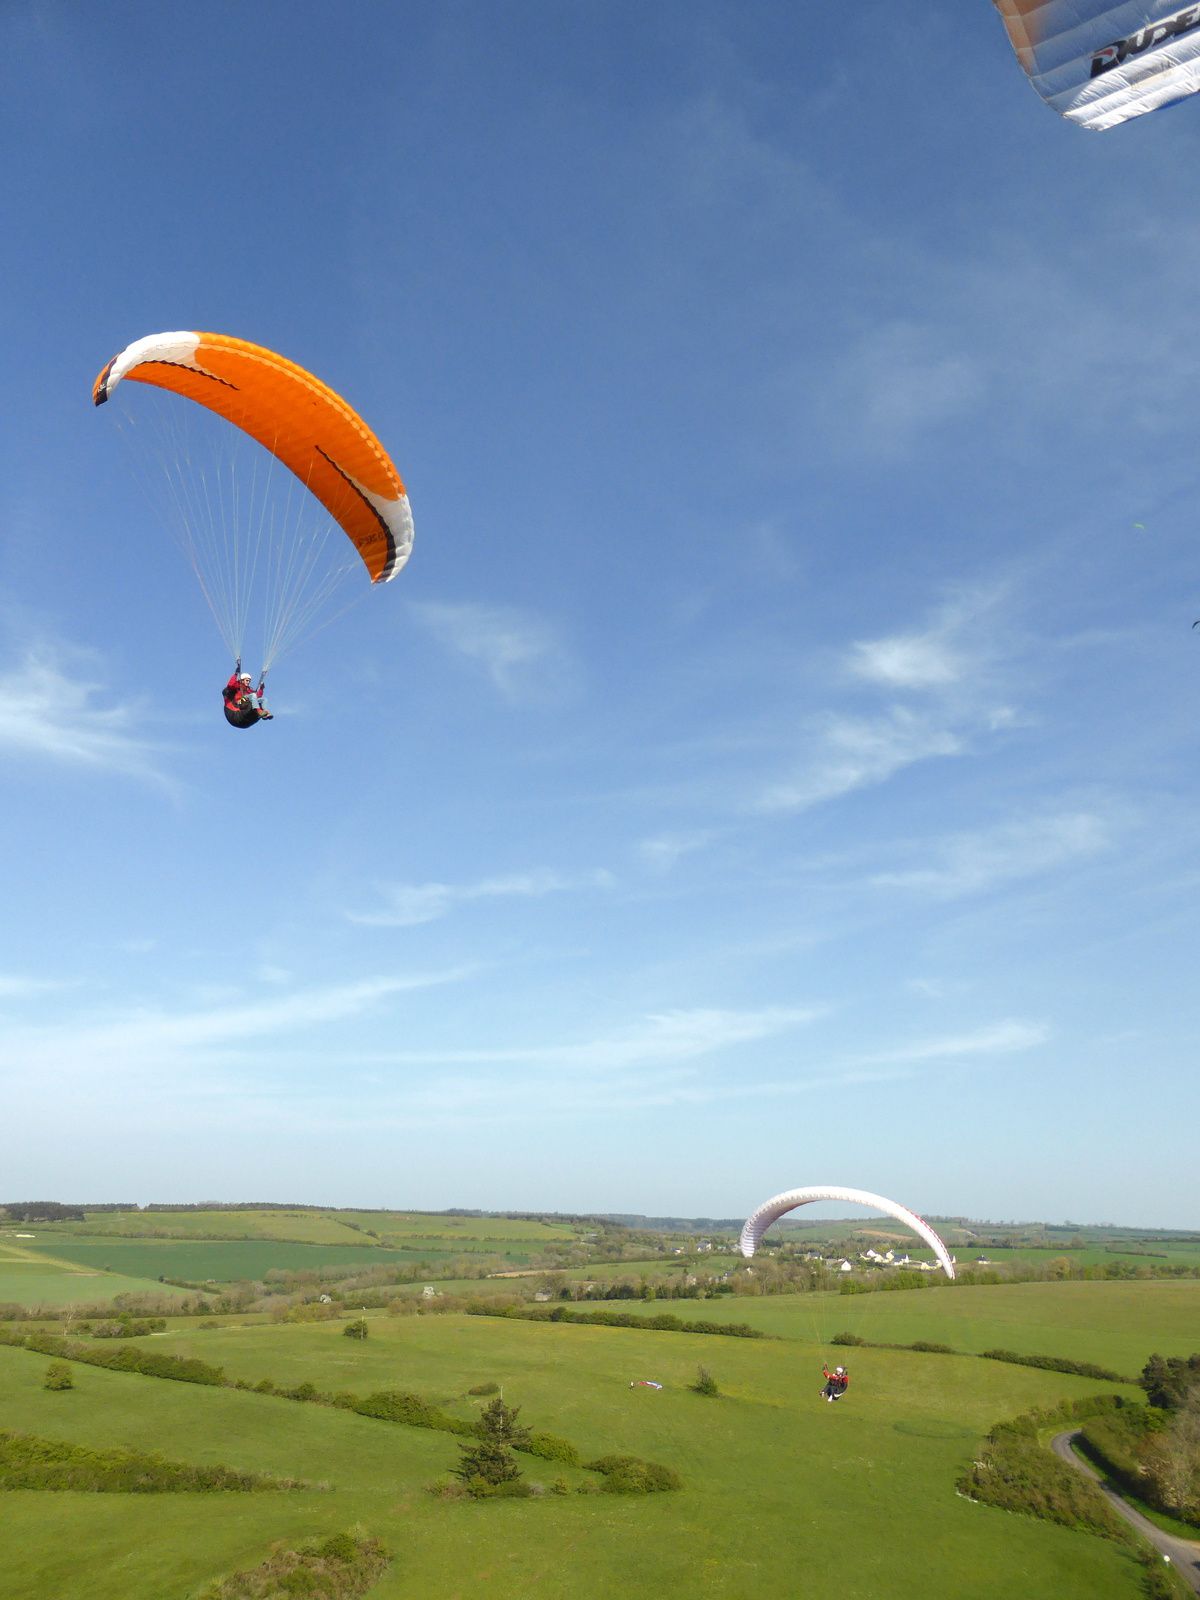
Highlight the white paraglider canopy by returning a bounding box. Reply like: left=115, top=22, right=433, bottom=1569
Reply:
left=739, top=1184, right=956, bottom=1280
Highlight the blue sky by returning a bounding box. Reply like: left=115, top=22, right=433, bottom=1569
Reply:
left=1, top=2, right=1197, bottom=1227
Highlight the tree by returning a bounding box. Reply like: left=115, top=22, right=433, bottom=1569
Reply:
left=478, top=1396, right=531, bottom=1451
left=1143, top=1396, right=1200, bottom=1520
left=454, top=1436, right=522, bottom=1491
left=1141, top=1353, right=1200, bottom=1411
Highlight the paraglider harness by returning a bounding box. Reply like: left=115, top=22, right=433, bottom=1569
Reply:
left=821, top=1365, right=849, bottom=1401
left=223, top=661, right=271, bottom=728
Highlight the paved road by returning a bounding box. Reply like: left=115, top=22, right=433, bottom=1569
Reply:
left=1051, top=1430, right=1200, bottom=1594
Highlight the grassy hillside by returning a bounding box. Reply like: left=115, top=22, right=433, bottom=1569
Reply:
left=20, top=1208, right=584, bottom=1247
left=0, top=1282, right=1174, bottom=1598
left=600, top=1279, right=1200, bottom=1375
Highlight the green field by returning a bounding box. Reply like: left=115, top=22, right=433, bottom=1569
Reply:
left=0, top=1262, right=186, bottom=1311
left=12, top=1236, right=518, bottom=1284
left=2, top=1278, right=1188, bottom=1598
left=0, top=1236, right=189, bottom=1312
left=27, top=1209, right=583, bottom=1248
left=1, top=1210, right=589, bottom=1295
left=601, top=1279, right=1200, bottom=1375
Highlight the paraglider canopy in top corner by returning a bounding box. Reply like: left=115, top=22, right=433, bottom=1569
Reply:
left=993, top=2, right=1200, bottom=130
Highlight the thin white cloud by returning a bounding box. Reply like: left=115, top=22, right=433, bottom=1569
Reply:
left=758, top=707, right=962, bottom=813
left=249, top=1014, right=1043, bottom=1128
left=359, top=1003, right=822, bottom=1072
left=872, top=812, right=1110, bottom=899
left=860, top=1020, right=1050, bottom=1066
left=0, top=974, right=65, bottom=998
left=637, top=830, right=718, bottom=872
left=412, top=600, right=571, bottom=701
left=846, top=585, right=1009, bottom=695
left=850, top=633, right=964, bottom=691
left=0, top=970, right=469, bottom=1079
left=348, top=868, right=613, bottom=928
left=0, top=649, right=170, bottom=784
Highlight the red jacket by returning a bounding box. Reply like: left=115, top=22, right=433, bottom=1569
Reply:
left=822, top=1366, right=849, bottom=1389
left=223, top=672, right=260, bottom=709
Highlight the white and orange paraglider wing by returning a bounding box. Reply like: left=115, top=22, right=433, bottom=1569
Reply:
left=993, top=1, right=1200, bottom=130
left=93, top=331, right=412, bottom=583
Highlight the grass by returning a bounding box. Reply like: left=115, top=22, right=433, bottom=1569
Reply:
left=3, top=1278, right=1192, bottom=1596
left=601, top=1279, right=1200, bottom=1375
left=27, top=1208, right=584, bottom=1247
left=13, top=1237, right=511, bottom=1284
left=0, top=1261, right=187, bottom=1310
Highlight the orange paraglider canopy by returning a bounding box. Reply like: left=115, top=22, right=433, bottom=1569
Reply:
left=93, top=331, right=412, bottom=583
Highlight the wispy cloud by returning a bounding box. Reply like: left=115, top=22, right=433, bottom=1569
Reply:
left=0, top=646, right=170, bottom=784
left=751, top=587, right=1020, bottom=815
left=281, top=1012, right=1042, bottom=1126
left=757, top=707, right=963, bottom=813
left=0, top=974, right=66, bottom=998
left=347, top=868, right=613, bottom=927
left=871, top=812, right=1111, bottom=899
left=637, top=830, right=718, bottom=872
left=859, top=1019, right=1050, bottom=1066
left=0, top=971, right=468, bottom=1079
left=847, top=584, right=1009, bottom=695
left=359, top=1003, right=822, bottom=1072
left=412, top=600, right=572, bottom=701
left=849, top=632, right=964, bottom=691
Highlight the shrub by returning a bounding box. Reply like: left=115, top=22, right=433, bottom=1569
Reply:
left=91, top=1317, right=167, bottom=1339
left=586, top=1454, right=682, bottom=1494
left=468, top=1381, right=500, bottom=1396
left=353, top=1390, right=472, bottom=1436
left=830, top=1332, right=865, bottom=1346
left=524, top=1432, right=580, bottom=1465
left=909, top=1341, right=954, bottom=1354
left=342, top=1320, right=368, bottom=1341
left=43, top=1362, right=73, bottom=1391
left=197, top=1531, right=389, bottom=1598
left=691, top=1366, right=720, bottom=1396
left=490, top=1478, right=534, bottom=1498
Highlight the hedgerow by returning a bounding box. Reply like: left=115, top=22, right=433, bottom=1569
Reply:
left=0, top=1328, right=224, bottom=1385
left=979, top=1348, right=1131, bottom=1383
left=0, top=1430, right=302, bottom=1493
left=466, top=1304, right=763, bottom=1338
